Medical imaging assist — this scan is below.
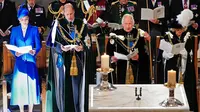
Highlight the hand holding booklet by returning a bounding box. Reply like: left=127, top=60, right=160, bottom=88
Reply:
left=114, top=49, right=139, bottom=60
left=5, top=44, right=32, bottom=54
left=159, top=39, right=185, bottom=55
left=114, top=52, right=128, bottom=60
left=63, top=45, right=78, bottom=50
left=0, top=25, right=13, bottom=35
left=141, top=6, right=165, bottom=20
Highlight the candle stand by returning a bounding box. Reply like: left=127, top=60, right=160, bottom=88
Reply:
left=159, top=83, right=184, bottom=107
left=94, top=68, right=117, bottom=91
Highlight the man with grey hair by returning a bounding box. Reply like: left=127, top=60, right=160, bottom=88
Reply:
left=107, top=14, right=151, bottom=84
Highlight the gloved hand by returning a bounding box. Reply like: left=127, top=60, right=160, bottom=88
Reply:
left=162, top=51, right=174, bottom=60
left=179, top=48, right=187, bottom=59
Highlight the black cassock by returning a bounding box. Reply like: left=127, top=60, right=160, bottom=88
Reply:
left=107, top=28, right=150, bottom=84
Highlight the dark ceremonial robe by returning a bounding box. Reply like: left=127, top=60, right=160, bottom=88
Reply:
left=170, top=0, right=200, bottom=35
left=0, top=0, right=18, bottom=87
left=162, top=31, right=189, bottom=82
left=21, top=3, right=47, bottom=40
left=0, top=0, right=18, bottom=41
left=46, top=18, right=91, bottom=112
left=108, top=0, right=139, bottom=24
left=87, top=0, right=112, bottom=84
left=0, top=0, right=18, bottom=45
left=162, top=31, right=198, bottom=111
left=137, top=0, right=169, bottom=84
left=47, top=0, right=84, bottom=28
left=107, top=28, right=150, bottom=84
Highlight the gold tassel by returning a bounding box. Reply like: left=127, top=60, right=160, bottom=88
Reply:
left=125, top=62, right=134, bottom=84
left=70, top=51, right=78, bottom=76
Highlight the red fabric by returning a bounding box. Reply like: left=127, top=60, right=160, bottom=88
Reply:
left=87, top=0, right=106, bottom=24
left=184, top=0, right=188, bottom=9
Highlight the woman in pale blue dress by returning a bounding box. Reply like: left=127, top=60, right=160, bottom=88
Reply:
left=10, top=7, right=41, bottom=112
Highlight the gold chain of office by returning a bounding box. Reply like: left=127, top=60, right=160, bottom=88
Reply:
left=81, top=1, right=96, bottom=21
left=58, top=23, right=82, bottom=43
left=48, top=4, right=64, bottom=20
left=48, top=2, right=95, bottom=21
left=118, top=29, right=140, bottom=50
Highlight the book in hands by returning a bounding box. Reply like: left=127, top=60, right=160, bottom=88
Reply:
left=114, top=52, right=128, bottom=60
left=5, top=44, right=32, bottom=54
left=87, top=18, right=103, bottom=28
left=171, top=43, right=185, bottom=55
left=159, top=39, right=185, bottom=55
left=63, top=45, right=78, bottom=50
left=92, top=22, right=122, bottom=30
left=0, top=25, right=13, bottom=35
left=114, top=49, right=138, bottom=60
left=89, top=17, right=122, bottom=30
left=141, top=6, right=165, bottom=20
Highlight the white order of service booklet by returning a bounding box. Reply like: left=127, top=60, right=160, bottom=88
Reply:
left=5, top=44, right=32, bottom=54
left=159, top=39, right=185, bottom=55
left=141, top=6, right=165, bottom=20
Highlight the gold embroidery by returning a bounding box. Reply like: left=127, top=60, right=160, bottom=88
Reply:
left=58, top=23, right=82, bottom=43
left=118, top=29, right=140, bottom=51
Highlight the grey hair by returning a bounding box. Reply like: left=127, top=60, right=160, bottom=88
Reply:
left=121, top=14, right=135, bottom=24
left=63, top=3, right=74, bottom=12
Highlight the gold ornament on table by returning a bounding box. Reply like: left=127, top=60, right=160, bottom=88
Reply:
left=70, top=51, right=78, bottom=76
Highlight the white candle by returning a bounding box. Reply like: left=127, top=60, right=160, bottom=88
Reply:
left=101, top=53, right=110, bottom=70
left=168, top=70, right=176, bottom=87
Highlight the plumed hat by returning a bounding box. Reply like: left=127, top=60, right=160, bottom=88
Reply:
left=17, top=6, right=29, bottom=19
left=169, top=9, right=193, bottom=29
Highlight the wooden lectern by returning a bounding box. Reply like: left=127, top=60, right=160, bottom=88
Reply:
left=2, top=41, right=47, bottom=112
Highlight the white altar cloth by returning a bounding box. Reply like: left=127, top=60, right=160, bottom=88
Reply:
left=89, top=84, right=190, bottom=112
